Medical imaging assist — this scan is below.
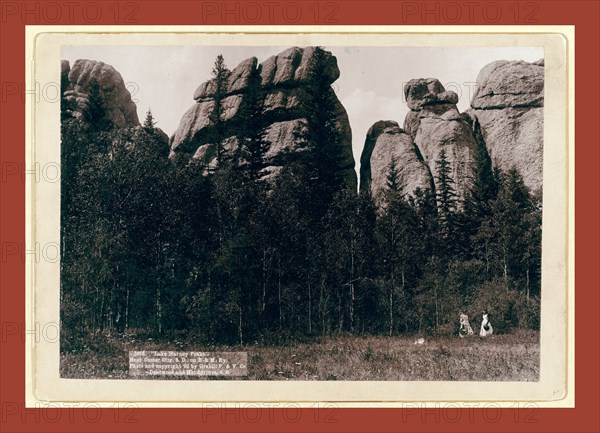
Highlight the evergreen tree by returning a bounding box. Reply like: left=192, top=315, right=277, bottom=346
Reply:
left=468, top=119, right=498, bottom=206
left=295, top=47, right=345, bottom=221
left=266, top=162, right=313, bottom=332
left=520, top=194, right=542, bottom=300
left=462, top=121, right=498, bottom=257
left=84, top=82, right=112, bottom=131
left=478, top=167, right=540, bottom=290
left=138, top=109, right=168, bottom=158
left=143, top=108, right=156, bottom=132
left=353, top=192, right=379, bottom=332
left=238, top=66, right=269, bottom=181
left=434, top=149, right=461, bottom=257
left=209, top=55, right=231, bottom=164
left=410, top=186, right=438, bottom=258
left=377, top=160, right=423, bottom=334
left=385, top=157, right=403, bottom=197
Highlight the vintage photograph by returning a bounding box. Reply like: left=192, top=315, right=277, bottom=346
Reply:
left=58, top=44, right=544, bottom=382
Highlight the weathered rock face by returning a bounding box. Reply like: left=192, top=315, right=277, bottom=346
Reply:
left=62, top=59, right=140, bottom=128
left=400, top=79, right=478, bottom=202
left=170, top=47, right=356, bottom=189
left=404, top=78, right=459, bottom=110
left=365, top=78, right=477, bottom=202
left=260, top=46, right=341, bottom=87
left=402, top=110, right=421, bottom=141
left=471, top=60, right=544, bottom=109
left=469, top=59, right=544, bottom=193
left=362, top=59, right=544, bottom=207
left=359, top=121, right=432, bottom=205
left=412, top=94, right=478, bottom=202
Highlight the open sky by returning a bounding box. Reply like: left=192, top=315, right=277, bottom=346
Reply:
left=62, top=45, right=543, bottom=177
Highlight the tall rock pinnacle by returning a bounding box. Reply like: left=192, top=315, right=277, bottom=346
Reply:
left=468, top=59, right=544, bottom=194
left=361, top=59, right=544, bottom=207
left=169, top=47, right=356, bottom=190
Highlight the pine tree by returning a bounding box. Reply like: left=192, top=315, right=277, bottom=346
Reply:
left=434, top=149, right=460, bottom=256
left=353, top=191, right=378, bottom=332
left=84, top=82, right=112, bottom=131
left=295, top=47, right=345, bottom=221
left=469, top=118, right=498, bottom=206
left=521, top=193, right=542, bottom=301
left=239, top=65, right=268, bottom=181
left=143, top=108, right=156, bottom=132
left=462, top=120, right=498, bottom=257
left=385, top=157, right=402, bottom=196
left=377, top=160, right=423, bottom=334
left=479, top=167, right=540, bottom=289
left=209, top=55, right=231, bottom=164
left=411, top=186, right=438, bottom=248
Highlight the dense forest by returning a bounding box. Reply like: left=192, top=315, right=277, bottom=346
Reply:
left=60, top=52, right=542, bottom=351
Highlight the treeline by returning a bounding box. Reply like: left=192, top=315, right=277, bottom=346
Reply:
left=61, top=50, right=541, bottom=349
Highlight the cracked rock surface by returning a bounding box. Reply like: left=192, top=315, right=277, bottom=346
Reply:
left=361, top=59, right=544, bottom=205
left=469, top=59, right=544, bottom=193
left=170, top=47, right=356, bottom=189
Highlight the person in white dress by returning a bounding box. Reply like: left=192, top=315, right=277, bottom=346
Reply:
left=480, top=310, right=493, bottom=337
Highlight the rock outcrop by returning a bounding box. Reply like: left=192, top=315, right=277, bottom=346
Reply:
left=405, top=78, right=459, bottom=110
left=471, top=60, right=544, bottom=109
left=170, top=47, right=356, bottom=189
left=404, top=79, right=478, bottom=202
left=62, top=59, right=140, bottom=128
left=362, top=58, right=544, bottom=206
left=469, top=59, right=544, bottom=193
left=362, top=78, right=478, bottom=204
left=359, top=121, right=432, bottom=205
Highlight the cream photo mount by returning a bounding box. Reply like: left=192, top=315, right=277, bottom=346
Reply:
left=26, top=25, right=574, bottom=407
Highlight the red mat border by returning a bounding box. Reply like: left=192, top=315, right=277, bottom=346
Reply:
left=1, top=1, right=598, bottom=432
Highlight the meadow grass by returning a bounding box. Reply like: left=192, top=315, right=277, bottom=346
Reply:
left=60, top=330, right=539, bottom=381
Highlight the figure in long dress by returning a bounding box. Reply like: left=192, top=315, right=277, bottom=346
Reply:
left=459, top=313, right=474, bottom=338
left=480, top=310, right=493, bottom=337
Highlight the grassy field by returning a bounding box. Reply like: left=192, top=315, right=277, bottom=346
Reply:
left=61, top=330, right=539, bottom=381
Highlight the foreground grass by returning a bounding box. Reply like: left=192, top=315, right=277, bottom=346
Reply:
left=61, top=330, right=539, bottom=381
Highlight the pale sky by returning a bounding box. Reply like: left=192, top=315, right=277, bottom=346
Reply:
left=62, top=45, right=543, bottom=178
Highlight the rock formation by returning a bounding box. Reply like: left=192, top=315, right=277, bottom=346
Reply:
left=60, top=54, right=543, bottom=205
left=170, top=47, right=356, bottom=189
left=61, top=59, right=140, bottom=128
left=362, top=58, right=544, bottom=206
left=359, top=121, right=432, bottom=206
left=406, top=79, right=478, bottom=202
left=468, top=59, right=544, bottom=193
left=361, top=79, right=478, bottom=204
left=61, top=59, right=170, bottom=153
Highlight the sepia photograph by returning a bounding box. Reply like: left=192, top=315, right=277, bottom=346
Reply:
left=0, top=0, right=590, bottom=427
left=57, top=42, right=545, bottom=383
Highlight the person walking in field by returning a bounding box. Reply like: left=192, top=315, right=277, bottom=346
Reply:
left=480, top=310, right=493, bottom=337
